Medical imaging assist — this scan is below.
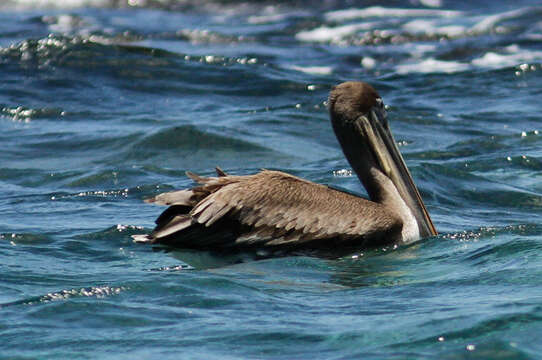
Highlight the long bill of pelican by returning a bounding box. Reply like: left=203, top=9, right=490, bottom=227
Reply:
left=355, top=103, right=438, bottom=239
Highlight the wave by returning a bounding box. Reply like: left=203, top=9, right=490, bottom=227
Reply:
left=1, top=0, right=112, bottom=9
left=0, top=105, right=64, bottom=122
left=0, top=33, right=259, bottom=72
left=295, top=5, right=542, bottom=74
left=0, top=0, right=313, bottom=11
left=4, top=4, right=541, bottom=77
left=324, top=6, right=463, bottom=22
left=118, top=125, right=293, bottom=169
left=0, top=232, right=55, bottom=245
left=0, top=285, right=125, bottom=308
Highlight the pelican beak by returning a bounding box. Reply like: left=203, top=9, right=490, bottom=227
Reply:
left=356, top=103, right=437, bottom=238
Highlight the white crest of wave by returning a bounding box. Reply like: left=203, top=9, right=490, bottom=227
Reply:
left=296, top=23, right=375, bottom=43
left=403, top=19, right=466, bottom=38
left=472, top=45, right=542, bottom=68
left=471, top=6, right=542, bottom=34
left=248, top=11, right=311, bottom=25
left=396, top=58, right=469, bottom=74
left=289, top=65, right=333, bottom=75
left=397, top=45, right=542, bottom=74
left=417, top=0, right=443, bottom=7
left=2, top=0, right=110, bottom=9
left=325, top=6, right=462, bottom=22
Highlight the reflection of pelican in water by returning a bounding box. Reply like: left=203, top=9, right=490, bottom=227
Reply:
left=133, top=81, right=437, bottom=256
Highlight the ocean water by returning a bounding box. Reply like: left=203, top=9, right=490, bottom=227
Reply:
left=2, top=0, right=542, bottom=358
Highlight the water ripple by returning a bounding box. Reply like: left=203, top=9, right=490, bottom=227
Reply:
left=0, top=286, right=125, bottom=308
left=2, top=1, right=542, bottom=359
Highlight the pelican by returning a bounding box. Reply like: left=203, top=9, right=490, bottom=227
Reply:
left=133, top=81, right=437, bottom=256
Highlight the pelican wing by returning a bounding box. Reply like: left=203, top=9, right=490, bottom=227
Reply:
left=136, top=169, right=402, bottom=249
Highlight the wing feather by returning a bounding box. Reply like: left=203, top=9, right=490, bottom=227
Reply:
left=146, top=189, right=195, bottom=206
left=151, top=215, right=193, bottom=239
left=133, top=169, right=402, bottom=250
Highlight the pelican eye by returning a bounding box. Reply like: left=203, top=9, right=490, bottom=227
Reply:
left=372, top=98, right=388, bottom=127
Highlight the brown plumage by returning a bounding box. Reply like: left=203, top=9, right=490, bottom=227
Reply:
left=133, top=81, right=436, bottom=256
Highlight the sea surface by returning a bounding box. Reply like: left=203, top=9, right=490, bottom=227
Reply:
left=2, top=0, right=542, bottom=358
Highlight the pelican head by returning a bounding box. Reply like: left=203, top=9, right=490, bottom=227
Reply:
left=328, top=81, right=437, bottom=240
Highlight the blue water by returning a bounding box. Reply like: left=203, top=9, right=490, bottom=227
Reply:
left=2, top=0, right=542, bottom=358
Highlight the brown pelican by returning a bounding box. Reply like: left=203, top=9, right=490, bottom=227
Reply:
left=133, top=81, right=437, bottom=256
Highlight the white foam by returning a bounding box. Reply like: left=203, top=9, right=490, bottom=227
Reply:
left=471, top=6, right=542, bottom=34
left=471, top=48, right=542, bottom=68
left=325, top=6, right=462, bottom=22
left=437, top=25, right=466, bottom=38
left=403, top=19, right=466, bottom=38
left=248, top=13, right=290, bottom=24
left=418, top=0, right=443, bottom=8
left=248, top=10, right=312, bottom=24
left=410, top=44, right=437, bottom=57
left=3, top=0, right=110, bottom=9
left=295, top=22, right=375, bottom=43
left=396, top=58, right=469, bottom=74
left=43, top=14, right=87, bottom=33
left=526, top=34, right=542, bottom=41
left=396, top=45, right=542, bottom=74
left=403, top=19, right=436, bottom=33
left=290, top=65, right=333, bottom=75
left=361, top=57, right=376, bottom=69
